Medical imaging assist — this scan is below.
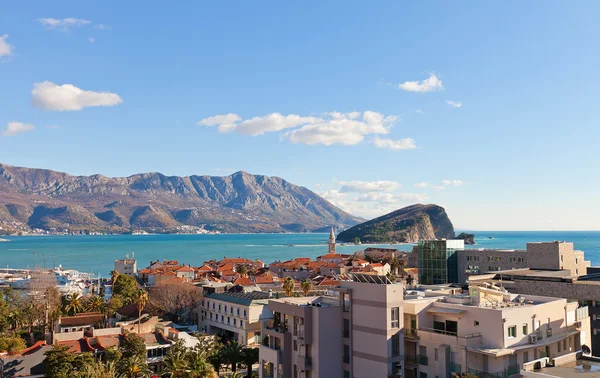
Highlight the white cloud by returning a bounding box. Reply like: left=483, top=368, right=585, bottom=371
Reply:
left=398, top=73, right=444, bottom=93
left=414, top=182, right=428, bottom=188
left=373, top=136, right=416, bottom=150
left=38, top=18, right=91, bottom=31
left=339, top=180, right=401, bottom=193
left=442, top=179, right=464, bottom=187
left=320, top=189, right=345, bottom=200
left=2, top=122, right=35, bottom=136
left=199, top=111, right=403, bottom=147
left=415, top=109, right=424, bottom=114
left=0, top=34, right=13, bottom=57
left=431, top=185, right=446, bottom=190
left=446, top=100, right=462, bottom=108
left=88, top=38, right=95, bottom=43
left=94, top=24, right=111, bottom=30
left=197, top=113, right=242, bottom=133
left=356, top=192, right=427, bottom=204
left=31, top=81, right=123, bottom=111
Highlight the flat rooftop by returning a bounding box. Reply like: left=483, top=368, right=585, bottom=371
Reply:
left=270, top=296, right=339, bottom=308
left=538, top=359, right=600, bottom=378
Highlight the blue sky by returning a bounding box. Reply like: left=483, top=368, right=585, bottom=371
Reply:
left=1, top=1, right=599, bottom=230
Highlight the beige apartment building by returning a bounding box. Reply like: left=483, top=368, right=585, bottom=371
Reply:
left=403, top=283, right=591, bottom=378
left=259, top=274, right=405, bottom=378
left=456, top=241, right=590, bottom=283
left=198, top=291, right=273, bottom=346
left=114, top=254, right=137, bottom=277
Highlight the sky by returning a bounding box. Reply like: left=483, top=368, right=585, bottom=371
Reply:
left=1, top=1, right=600, bottom=231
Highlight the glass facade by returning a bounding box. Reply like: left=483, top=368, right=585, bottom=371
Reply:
left=418, top=240, right=464, bottom=284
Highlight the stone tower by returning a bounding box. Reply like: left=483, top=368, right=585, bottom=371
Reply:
left=328, top=227, right=336, bottom=254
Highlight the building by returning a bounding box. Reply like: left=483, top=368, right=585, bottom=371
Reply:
left=328, top=227, right=336, bottom=255
left=469, top=267, right=600, bottom=355
left=198, top=291, right=273, bottom=346
left=259, top=273, right=405, bottom=378
left=55, top=312, right=105, bottom=333
left=417, top=239, right=465, bottom=285
left=403, top=283, right=590, bottom=378
left=0, top=341, right=51, bottom=378
left=114, top=254, right=137, bottom=277
left=456, top=241, right=590, bottom=283
left=260, top=296, right=342, bottom=378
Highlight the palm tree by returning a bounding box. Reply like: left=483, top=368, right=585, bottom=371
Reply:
left=119, top=354, right=151, bottom=378
left=282, top=277, right=294, bottom=297
left=7, top=310, right=22, bottom=330
left=187, top=351, right=219, bottom=378
left=228, top=372, right=245, bottom=378
left=64, top=293, right=85, bottom=315
left=300, top=279, right=312, bottom=296
left=110, top=270, right=120, bottom=283
left=135, top=289, right=149, bottom=334
left=74, top=360, right=120, bottom=378
left=222, top=340, right=244, bottom=373
left=164, top=348, right=188, bottom=378
left=87, top=295, right=105, bottom=313
left=236, top=265, right=248, bottom=277
left=241, top=347, right=259, bottom=378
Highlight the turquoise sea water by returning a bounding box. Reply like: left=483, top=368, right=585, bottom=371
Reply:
left=1, top=231, right=599, bottom=277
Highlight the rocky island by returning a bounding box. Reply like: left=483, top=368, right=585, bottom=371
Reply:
left=336, top=204, right=455, bottom=244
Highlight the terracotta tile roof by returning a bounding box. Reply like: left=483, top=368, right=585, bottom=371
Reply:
left=404, top=268, right=418, bottom=274
left=220, top=270, right=237, bottom=277
left=318, top=253, right=343, bottom=259
left=254, top=276, right=275, bottom=284
left=59, top=313, right=104, bottom=327
left=137, top=332, right=171, bottom=346
left=233, top=277, right=254, bottom=286
left=219, top=258, right=253, bottom=265
left=176, top=266, right=195, bottom=272
left=318, top=277, right=341, bottom=286
left=196, top=264, right=214, bottom=272
left=96, top=335, right=121, bottom=350
left=370, top=263, right=384, bottom=267
left=218, top=263, right=236, bottom=271
left=321, top=262, right=339, bottom=268
left=19, top=341, right=48, bottom=356
left=138, top=268, right=152, bottom=274
left=57, top=339, right=96, bottom=353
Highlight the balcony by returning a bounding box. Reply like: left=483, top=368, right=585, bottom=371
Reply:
left=405, top=355, right=418, bottom=366
left=259, top=345, right=283, bottom=365
left=449, top=362, right=462, bottom=374
left=418, top=327, right=482, bottom=347
left=467, top=364, right=519, bottom=378
left=405, top=328, right=418, bottom=340
left=418, top=354, right=428, bottom=366
left=297, top=356, right=312, bottom=371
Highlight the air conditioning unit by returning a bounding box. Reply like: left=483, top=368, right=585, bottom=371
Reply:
left=529, top=335, right=538, bottom=344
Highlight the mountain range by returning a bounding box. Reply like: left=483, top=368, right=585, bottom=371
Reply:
left=0, top=163, right=362, bottom=234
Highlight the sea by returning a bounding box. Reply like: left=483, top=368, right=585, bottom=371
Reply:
left=1, top=231, right=600, bottom=278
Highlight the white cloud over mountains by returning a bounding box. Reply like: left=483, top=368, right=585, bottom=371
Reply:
left=0, top=35, right=13, bottom=57
left=2, top=122, right=35, bottom=136
left=398, top=73, right=444, bottom=92
left=413, top=180, right=465, bottom=190
left=339, top=180, right=401, bottom=193
left=198, top=111, right=409, bottom=147
left=31, top=81, right=123, bottom=111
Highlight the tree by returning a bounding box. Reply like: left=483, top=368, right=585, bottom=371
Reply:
left=120, top=332, right=147, bottom=360
left=222, top=340, right=244, bottom=372
left=135, top=289, right=149, bottom=333
left=164, top=342, right=189, bottom=378
left=353, top=237, right=361, bottom=245
left=87, top=295, right=105, bottom=313
left=0, top=335, right=27, bottom=353
left=44, top=345, right=95, bottom=378
left=300, top=279, right=312, bottom=296
left=282, top=277, right=294, bottom=297
left=110, top=270, right=120, bottom=282
left=113, top=275, right=139, bottom=304
left=165, top=340, right=219, bottom=378
left=236, top=265, right=248, bottom=277
left=73, top=360, right=120, bottom=378
left=241, top=347, right=259, bottom=378
left=64, top=293, right=85, bottom=315
left=119, top=354, right=151, bottom=378
left=149, top=281, right=202, bottom=324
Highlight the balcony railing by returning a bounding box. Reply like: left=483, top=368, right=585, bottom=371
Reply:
left=405, top=355, right=418, bottom=365
left=418, top=354, right=428, bottom=366
left=467, top=364, right=519, bottom=378
left=405, top=328, right=418, bottom=339
left=450, top=362, right=462, bottom=374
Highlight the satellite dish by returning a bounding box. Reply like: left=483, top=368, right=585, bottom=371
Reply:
left=582, top=345, right=591, bottom=356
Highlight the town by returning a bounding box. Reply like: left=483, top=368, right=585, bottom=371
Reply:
left=1, top=230, right=599, bottom=378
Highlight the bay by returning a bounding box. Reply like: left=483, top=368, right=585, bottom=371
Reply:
left=0, top=231, right=599, bottom=277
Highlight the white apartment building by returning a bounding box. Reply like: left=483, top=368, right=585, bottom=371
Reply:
left=114, top=254, right=137, bottom=277
left=198, top=291, right=273, bottom=346
left=403, top=283, right=591, bottom=378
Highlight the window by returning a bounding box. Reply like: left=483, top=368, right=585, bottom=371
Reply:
left=221, top=315, right=224, bottom=322
left=434, top=348, right=438, bottom=361
left=391, top=333, right=400, bottom=356
left=474, top=321, right=479, bottom=326
left=343, top=344, right=350, bottom=364
left=237, top=308, right=240, bottom=316
left=343, top=318, right=350, bottom=338
left=244, top=310, right=247, bottom=317
left=343, top=293, right=350, bottom=312
left=391, top=307, right=400, bottom=328
left=234, top=319, right=237, bottom=326
left=344, top=371, right=350, bottom=378
left=522, top=323, right=528, bottom=335
left=420, top=373, right=428, bottom=378
left=224, top=306, right=227, bottom=312
left=293, top=340, right=298, bottom=351
left=561, top=255, right=564, bottom=262
left=231, top=307, right=233, bottom=314
left=508, top=326, right=517, bottom=338
left=218, top=304, right=221, bottom=311
left=558, top=341, right=562, bottom=352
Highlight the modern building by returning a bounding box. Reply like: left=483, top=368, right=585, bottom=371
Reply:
left=259, top=273, right=405, bottom=378
left=114, top=254, right=137, bottom=277
left=198, top=291, right=273, bottom=346
left=403, top=283, right=590, bottom=378
left=469, top=267, right=600, bottom=355
left=417, top=239, right=465, bottom=285
left=456, top=241, right=590, bottom=283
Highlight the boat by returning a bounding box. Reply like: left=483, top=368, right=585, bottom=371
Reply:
left=0, top=238, right=9, bottom=242
left=488, top=236, right=494, bottom=239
